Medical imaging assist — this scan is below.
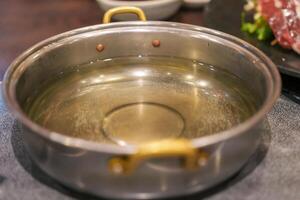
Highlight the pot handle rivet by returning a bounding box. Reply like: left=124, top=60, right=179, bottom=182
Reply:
left=152, top=40, right=161, bottom=47
left=96, top=44, right=105, bottom=52
left=108, top=139, right=208, bottom=175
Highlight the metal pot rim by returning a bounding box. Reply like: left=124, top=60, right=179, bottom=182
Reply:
left=2, top=21, right=281, bottom=154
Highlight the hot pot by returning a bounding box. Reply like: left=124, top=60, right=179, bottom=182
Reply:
left=2, top=7, right=281, bottom=199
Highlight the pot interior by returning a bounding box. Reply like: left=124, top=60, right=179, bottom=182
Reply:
left=11, top=23, right=272, bottom=146
left=23, top=56, right=257, bottom=145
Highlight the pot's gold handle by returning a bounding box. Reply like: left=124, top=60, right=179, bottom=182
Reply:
left=103, top=6, right=147, bottom=24
left=108, top=139, right=208, bottom=175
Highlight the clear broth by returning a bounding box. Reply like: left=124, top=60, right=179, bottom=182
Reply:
left=26, top=56, right=258, bottom=145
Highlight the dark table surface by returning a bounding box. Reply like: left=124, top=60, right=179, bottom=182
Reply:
left=1, top=1, right=300, bottom=200
left=0, top=0, right=203, bottom=80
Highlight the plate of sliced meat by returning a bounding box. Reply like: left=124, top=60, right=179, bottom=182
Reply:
left=204, top=0, right=300, bottom=78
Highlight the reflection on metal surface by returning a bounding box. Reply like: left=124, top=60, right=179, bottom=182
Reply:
left=160, top=174, right=168, bottom=192
left=197, top=80, right=209, bottom=87
left=185, top=74, right=194, bottom=80
left=214, top=143, right=224, bottom=175
left=132, top=69, right=149, bottom=77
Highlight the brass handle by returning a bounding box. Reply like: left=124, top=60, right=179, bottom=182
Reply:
left=103, top=6, right=147, bottom=24
left=108, top=139, right=208, bottom=175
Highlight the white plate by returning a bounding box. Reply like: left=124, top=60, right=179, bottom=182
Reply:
left=96, top=0, right=183, bottom=21
left=183, top=0, right=211, bottom=8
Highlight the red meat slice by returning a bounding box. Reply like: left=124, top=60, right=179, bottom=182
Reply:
left=258, top=0, right=300, bottom=54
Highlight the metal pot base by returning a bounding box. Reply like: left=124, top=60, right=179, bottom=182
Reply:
left=102, top=102, right=185, bottom=146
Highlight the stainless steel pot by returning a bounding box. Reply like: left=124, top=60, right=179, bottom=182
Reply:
left=2, top=7, right=281, bottom=199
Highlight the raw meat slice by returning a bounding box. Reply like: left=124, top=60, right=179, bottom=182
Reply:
left=259, top=0, right=300, bottom=54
